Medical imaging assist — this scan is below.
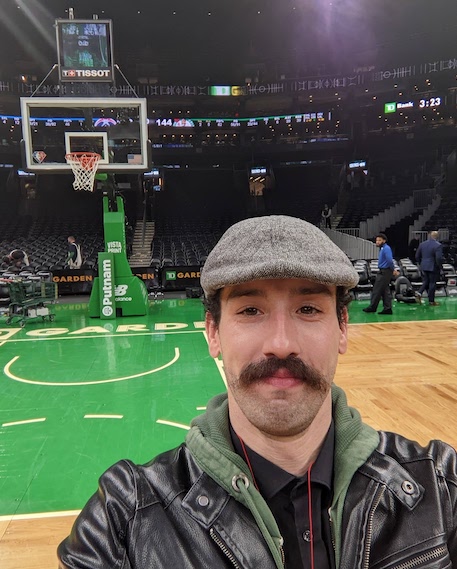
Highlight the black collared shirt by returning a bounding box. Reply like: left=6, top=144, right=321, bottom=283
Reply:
left=231, top=423, right=335, bottom=569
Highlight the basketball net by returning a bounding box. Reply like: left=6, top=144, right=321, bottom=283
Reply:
left=65, top=152, right=101, bottom=192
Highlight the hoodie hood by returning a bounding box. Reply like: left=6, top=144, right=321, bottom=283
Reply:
left=186, top=385, right=379, bottom=568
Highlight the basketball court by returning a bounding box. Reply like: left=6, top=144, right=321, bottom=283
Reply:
left=0, top=297, right=216, bottom=515
left=0, top=295, right=456, bottom=568
left=1, top=296, right=456, bottom=513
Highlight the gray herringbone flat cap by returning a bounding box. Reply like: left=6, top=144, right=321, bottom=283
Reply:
left=200, top=215, right=359, bottom=298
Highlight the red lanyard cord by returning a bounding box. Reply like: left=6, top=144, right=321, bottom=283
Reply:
left=238, top=435, right=260, bottom=491
left=308, top=462, right=315, bottom=569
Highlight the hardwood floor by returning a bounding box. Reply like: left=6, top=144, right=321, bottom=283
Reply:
left=336, top=320, right=457, bottom=450
left=1, top=319, right=457, bottom=569
left=0, top=515, right=76, bottom=569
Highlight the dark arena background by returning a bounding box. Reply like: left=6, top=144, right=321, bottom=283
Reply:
left=1, top=1, right=457, bottom=567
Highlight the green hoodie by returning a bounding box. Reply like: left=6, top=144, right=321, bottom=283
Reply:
left=186, top=384, right=380, bottom=568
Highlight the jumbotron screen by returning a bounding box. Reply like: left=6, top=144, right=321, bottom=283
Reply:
left=56, top=19, right=114, bottom=82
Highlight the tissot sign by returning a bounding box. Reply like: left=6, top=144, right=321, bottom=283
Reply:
left=56, top=19, right=114, bottom=83
left=61, top=69, right=112, bottom=79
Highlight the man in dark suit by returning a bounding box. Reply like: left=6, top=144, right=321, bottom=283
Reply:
left=416, top=231, right=443, bottom=306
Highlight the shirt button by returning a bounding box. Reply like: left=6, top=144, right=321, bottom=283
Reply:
left=302, top=530, right=311, bottom=542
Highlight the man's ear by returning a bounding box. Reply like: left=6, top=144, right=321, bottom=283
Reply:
left=205, top=312, right=221, bottom=358
left=338, top=307, right=349, bottom=355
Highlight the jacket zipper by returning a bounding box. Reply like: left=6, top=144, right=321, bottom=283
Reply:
left=328, top=508, right=336, bottom=552
left=210, top=527, right=242, bottom=569
left=392, top=546, right=448, bottom=569
left=362, top=485, right=386, bottom=569
left=279, top=538, right=285, bottom=567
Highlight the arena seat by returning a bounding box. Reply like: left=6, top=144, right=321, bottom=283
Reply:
left=352, top=260, right=373, bottom=300
left=399, top=259, right=423, bottom=290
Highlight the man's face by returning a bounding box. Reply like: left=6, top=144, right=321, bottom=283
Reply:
left=205, top=278, right=348, bottom=438
left=375, top=237, right=386, bottom=248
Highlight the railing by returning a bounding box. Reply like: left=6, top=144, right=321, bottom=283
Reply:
left=336, top=227, right=360, bottom=237
left=408, top=194, right=442, bottom=242
left=413, top=188, right=436, bottom=209
left=324, top=228, right=378, bottom=260
left=410, top=228, right=450, bottom=243
left=360, top=195, right=415, bottom=239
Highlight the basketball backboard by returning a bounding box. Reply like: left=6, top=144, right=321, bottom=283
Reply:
left=21, top=97, right=150, bottom=173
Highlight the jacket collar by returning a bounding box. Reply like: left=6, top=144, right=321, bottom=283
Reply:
left=187, top=385, right=381, bottom=567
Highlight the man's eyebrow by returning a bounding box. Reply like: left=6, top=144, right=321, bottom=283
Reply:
left=225, top=287, right=265, bottom=301
left=224, top=283, right=334, bottom=301
left=297, top=284, right=334, bottom=297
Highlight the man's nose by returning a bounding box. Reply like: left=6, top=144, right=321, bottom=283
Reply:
left=262, top=313, right=300, bottom=360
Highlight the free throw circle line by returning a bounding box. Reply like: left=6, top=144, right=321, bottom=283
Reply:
left=156, top=419, right=190, bottom=431
left=2, top=417, right=46, bottom=427
left=3, top=348, right=180, bottom=386
left=84, top=414, right=123, bottom=419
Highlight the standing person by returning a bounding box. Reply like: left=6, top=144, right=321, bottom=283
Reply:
left=58, top=216, right=457, bottom=569
left=321, top=203, right=332, bottom=228
left=66, top=236, right=82, bottom=269
left=416, top=230, right=443, bottom=306
left=363, top=232, right=399, bottom=315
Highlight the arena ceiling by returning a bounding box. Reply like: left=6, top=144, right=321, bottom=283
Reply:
left=0, top=0, right=456, bottom=83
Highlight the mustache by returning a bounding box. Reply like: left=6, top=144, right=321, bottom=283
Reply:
left=238, top=356, right=327, bottom=392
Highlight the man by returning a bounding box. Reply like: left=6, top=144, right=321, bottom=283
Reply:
left=416, top=230, right=443, bottom=306
left=58, top=216, right=457, bottom=568
left=66, top=236, right=82, bottom=269
left=321, top=203, right=331, bottom=228
left=2, top=249, right=29, bottom=271
left=3, top=249, right=29, bottom=268
left=394, top=275, right=419, bottom=304
left=363, top=232, right=399, bottom=315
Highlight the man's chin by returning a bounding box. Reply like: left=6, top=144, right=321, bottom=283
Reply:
left=249, top=415, right=315, bottom=439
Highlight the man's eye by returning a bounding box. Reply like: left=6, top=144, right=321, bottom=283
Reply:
left=239, top=307, right=259, bottom=316
left=299, top=305, right=319, bottom=315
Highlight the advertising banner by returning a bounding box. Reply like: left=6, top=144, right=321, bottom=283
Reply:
left=162, top=266, right=201, bottom=290
left=52, top=269, right=95, bottom=295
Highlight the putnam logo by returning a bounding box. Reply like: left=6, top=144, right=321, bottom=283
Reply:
left=102, top=258, right=114, bottom=317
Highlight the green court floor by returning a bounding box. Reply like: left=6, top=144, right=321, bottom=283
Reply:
left=355, top=295, right=457, bottom=322
left=0, top=296, right=455, bottom=517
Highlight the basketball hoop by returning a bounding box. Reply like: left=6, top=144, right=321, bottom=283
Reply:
left=65, top=152, right=101, bottom=192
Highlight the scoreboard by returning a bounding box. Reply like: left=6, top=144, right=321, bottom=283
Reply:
left=1, top=111, right=332, bottom=131
left=384, top=95, right=445, bottom=114
left=56, top=19, right=114, bottom=82
left=152, top=112, right=332, bottom=130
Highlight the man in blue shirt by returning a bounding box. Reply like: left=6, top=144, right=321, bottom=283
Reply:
left=363, top=233, right=399, bottom=315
